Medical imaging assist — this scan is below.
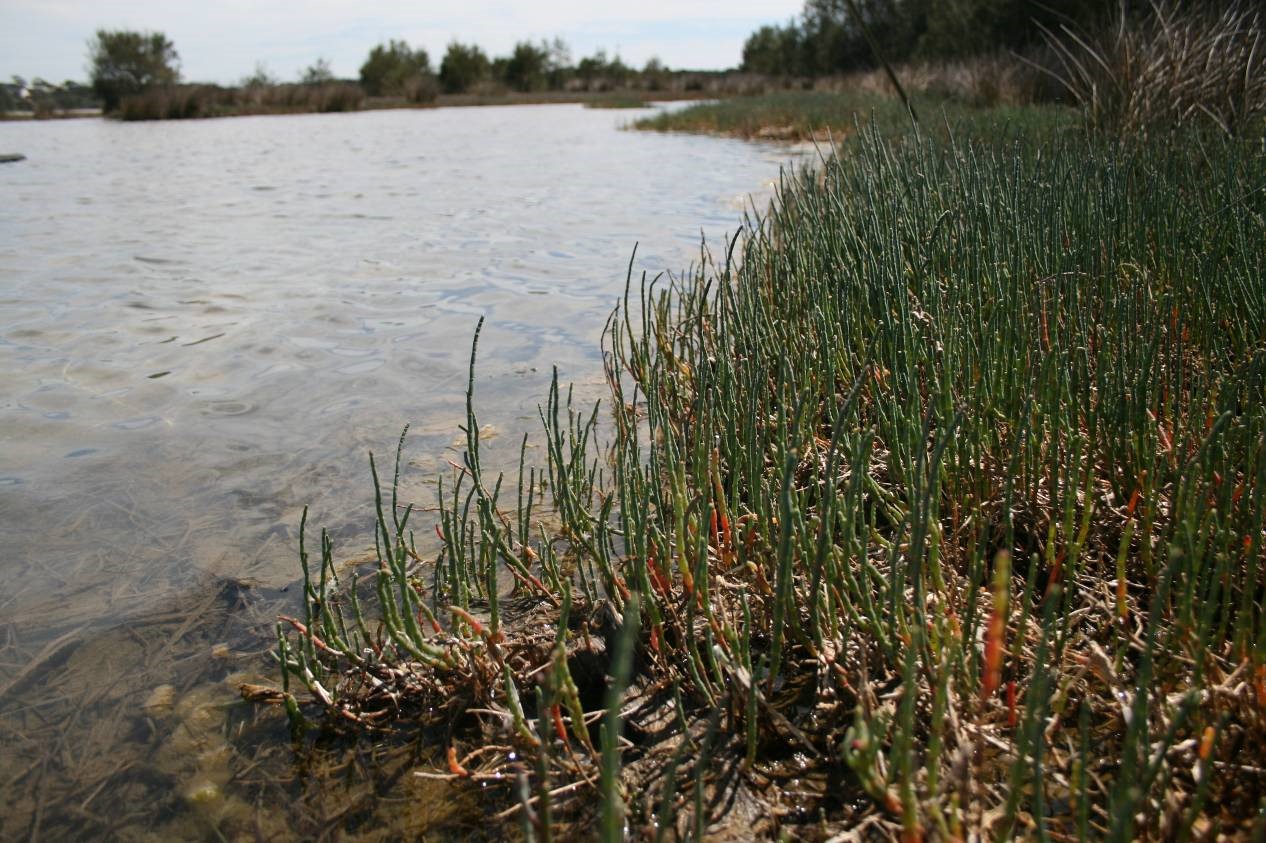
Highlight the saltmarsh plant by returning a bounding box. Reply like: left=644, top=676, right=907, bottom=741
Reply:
left=274, top=117, right=1266, bottom=839
left=633, top=90, right=898, bottom=140
left=633, top=90, right=1075, bottom=142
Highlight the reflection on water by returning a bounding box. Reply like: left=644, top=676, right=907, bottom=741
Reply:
left=0, top=103, right=804, bottom=837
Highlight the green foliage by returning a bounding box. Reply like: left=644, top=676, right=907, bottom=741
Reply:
left=439, top=42, right=490, bottom=94
left=87, top=29, right=179, bottom=113
left=502, top=40, right=551, bottom=92
left=544, top=37, right=572, bottom=86
left=741, top=22, right=807, bottom=75
left=359, top=40, right=431, bottom=97
left=741, top=0, right=1117, bottom=76
left=300, top=58, right=335, bottom=86
left=641, top=57, right=668, bottom=91
left=575, top=49, right=633, bottom=91
left=240, top=62, right=277, bottom=89
left=496, top=39, right=572, bottom=92
left=635, top=89, right=1072, bottom=140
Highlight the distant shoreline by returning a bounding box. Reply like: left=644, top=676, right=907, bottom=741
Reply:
left=0, top=108, right=103, bottom=121
left=0, top=89, right=715, bottom=123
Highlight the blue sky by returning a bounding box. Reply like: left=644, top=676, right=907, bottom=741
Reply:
left=1, top=1, right=804, bottom=85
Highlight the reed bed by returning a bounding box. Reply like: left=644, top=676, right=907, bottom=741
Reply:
left=634, top=91, right=897, bottom=141
left=115, top=82, right=366, bottom=121
left=273, top=119, right=1266, bottom=839
left=632, top=91, right=1073, bottom=142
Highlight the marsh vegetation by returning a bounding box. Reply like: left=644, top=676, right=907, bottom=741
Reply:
left=264, top=3, right=1266, bottom=838
left=271, top=100, right=1266, bottom=843
left=4, top=1, right=1262, bottom=839
left=0, top=103, right=805, bottom=840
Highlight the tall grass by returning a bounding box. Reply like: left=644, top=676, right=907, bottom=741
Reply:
left=274, top=119, right=1266, bottom=838
left=634, top=91, right=1073, bottom=141
left=115, top=82, right=365, bottom=120
left=1040, top=0, right=1265, bottom=137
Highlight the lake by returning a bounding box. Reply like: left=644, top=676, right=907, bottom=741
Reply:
left=0, top=103, right=805, bottom=838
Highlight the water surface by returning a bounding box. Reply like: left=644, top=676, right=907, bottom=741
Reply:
left=0, top=103, right=803, bottom=838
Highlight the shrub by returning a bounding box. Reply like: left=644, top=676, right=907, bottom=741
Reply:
left=116, top=84, right=229, bottom=120
left=360, top=41, right=431, bottom=97
left=300, top=58, right=335, bottom=86
left=439, top=42, right=490, bottom=94
left=113, top=81, right=364, bottom=120
left=502, top=41, right=549, bottom=91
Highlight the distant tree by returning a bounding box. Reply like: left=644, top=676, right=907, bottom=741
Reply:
left=502, top=41, right=551, bottom=91
left=737, top=0, right=1121, bottom=77
left=642, top=57, right=669, bottom=90
left=799, top=0, right=880, bottom=74
left=606, top=54, right=634, bottom=87
left=575, top=49, right=632, bottom=90
left=916, top=0, right=1115, bottom=59
left=45, top=80, right=100, bottom=111
left=490, top=56, right=510, bottom=84
left=28, top=78, right=56, bottom=116
left=359, top=40, right=431, bottom=96
left=576, top=50, right=607, bottom=84
left=439, top=41, right=490, bottom=93
left=742, top=23, right=808, bottom=75
left=241, top=62, right=278, bottom=88
left=545, top=37, right=572, bottom=89
left=301, top=58, right=335, bottom=85
left=88, top=29, right=179, bottom=113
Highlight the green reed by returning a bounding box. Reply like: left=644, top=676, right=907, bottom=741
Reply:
left=633, top=90, right=1074, bottom=142
left=276, top=117, right=1266, bottom=838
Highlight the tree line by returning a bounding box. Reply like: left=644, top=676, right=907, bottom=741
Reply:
left=77, top=29, right=675, bottom=116
left=739, top=0, right=1124, bottom=76
left=0, top=78, right=97, bottom=115
left=356, top=38, right=669, bottom=96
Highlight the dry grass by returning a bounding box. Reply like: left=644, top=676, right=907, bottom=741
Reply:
left=1039, top=0, right=1266, bottom=137
left=818, top=53, right=1059, bottom=108
left=115, top=82, right=366, bottom=120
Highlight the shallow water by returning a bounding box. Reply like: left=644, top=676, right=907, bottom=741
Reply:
left=0, top=104, right=804, bottom=837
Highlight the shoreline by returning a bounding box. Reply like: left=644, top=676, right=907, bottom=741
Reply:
left=0, top=89, right=714, bottom=123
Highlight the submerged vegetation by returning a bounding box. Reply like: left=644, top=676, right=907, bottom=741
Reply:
left=269, top=105, right=1266, bottom=838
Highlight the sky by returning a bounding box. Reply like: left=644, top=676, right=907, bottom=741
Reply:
left=1, top=0, right=805, bottom=85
